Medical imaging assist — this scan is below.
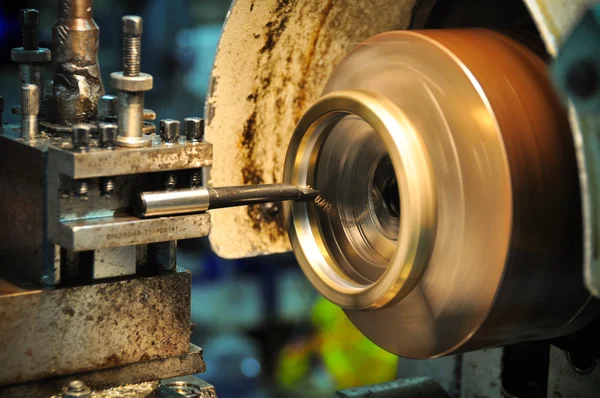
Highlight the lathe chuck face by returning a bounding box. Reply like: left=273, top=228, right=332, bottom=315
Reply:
left=284, top=29, right=595, bottom=358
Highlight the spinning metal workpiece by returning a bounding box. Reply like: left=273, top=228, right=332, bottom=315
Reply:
left=284, top=29, right=597, bottom=358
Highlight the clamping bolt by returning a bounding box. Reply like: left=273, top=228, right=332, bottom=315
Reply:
left=111, top=16, right=152, bottom=147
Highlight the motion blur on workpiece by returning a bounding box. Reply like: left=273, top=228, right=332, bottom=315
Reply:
left=2, top=0, right=600, bottom=397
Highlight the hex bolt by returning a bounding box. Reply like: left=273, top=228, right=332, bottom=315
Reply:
left=20, top=84, right=39, bottom=140
left=19, top=9, right=40, bottom=50
left=98, top=95, right=118, bottom=122
left=72, top=124, right=91, bottom=152
left=184, top=117, right=204, bottom=142
left=99, top=123, right=118, bottom=196
left=63, top=380, right=91, bottom=398
left=184, top=117, right=205, bottom=188
left=112, top=16, right=152, bottom=147
left=160, top=119, right=180, bottom=144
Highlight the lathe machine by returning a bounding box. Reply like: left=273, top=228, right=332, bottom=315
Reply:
left=2, top=0, right=600, bottom=397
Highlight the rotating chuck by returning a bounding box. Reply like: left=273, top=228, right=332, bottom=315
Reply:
left=111, top=16, right=153, bottom=147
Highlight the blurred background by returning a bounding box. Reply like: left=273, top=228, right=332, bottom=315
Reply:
left=0, top=1, right=398, bottom=396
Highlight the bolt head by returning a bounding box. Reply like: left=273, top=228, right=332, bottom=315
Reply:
left=19, top=9, right=39, bottom=27
left=160, top=119, right=180, bottom=143
left=184, top=117, right=205, bottom=142
left=72, top=124, right=92, bottom=152
left=68, top=380, right=86, bottom=392
left=99, top=95, right=118, bottom=119
left=99, top=123, right=118, bottom=148
left=122, top=16, right=143, bottom=36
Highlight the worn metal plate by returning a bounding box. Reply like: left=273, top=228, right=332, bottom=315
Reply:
left=206, top=0, right=417, bottom=258
left=93, top=246, right=137, bottom=279
left=0, top=345, right=205, bottom=398
left=0, top=269, right=192, bottom=386
left=51, top=213, right=211, bottom=251
left=48, top=141, right=212, bottom=179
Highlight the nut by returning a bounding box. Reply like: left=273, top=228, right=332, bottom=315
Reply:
left=110, top=72, right=152, bottom=92
left=122, top=16, right=143, bottom=36
left=10, top=48, right=51, bottom=63
left=184, top=117, right=204, bottom=142
left=160, top=119, right=180, bottom=143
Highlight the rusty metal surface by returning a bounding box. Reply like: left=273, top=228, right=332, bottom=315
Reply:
left=52, top=0, right=105, bottom=125
left=52, top=213, right=211, bottom=251
left=0, top=345, right=204, bottom=398
left=0, top=269, right=192, bottom=386
left=48, top=141, right=213, bottom=179
left=206, top=0, right=417, bottom=258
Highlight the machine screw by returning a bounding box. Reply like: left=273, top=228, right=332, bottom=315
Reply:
left=19, top=9, right=40, bottom=51
left=20, top=83, right=39, bottom=140
left=160, top=119, right=180, bottom=144
left=184, top=117, right=204, bottom=142
left=122, top=16, right=142, bottom=77
left=189, top=169, right=203, bottom=188
left=165, top=174, right=178, bottom=191
left=99, top=123, right=118, bottom=196
left=63, top=380, right=91, bottom=398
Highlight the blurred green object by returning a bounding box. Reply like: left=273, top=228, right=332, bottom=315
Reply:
left=276, top=297, right=397, bottom=391
left=313, top=297, right=398, bottom=388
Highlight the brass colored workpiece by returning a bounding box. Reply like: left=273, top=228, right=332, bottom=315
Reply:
left=284, top=29, right=595, bottom=358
